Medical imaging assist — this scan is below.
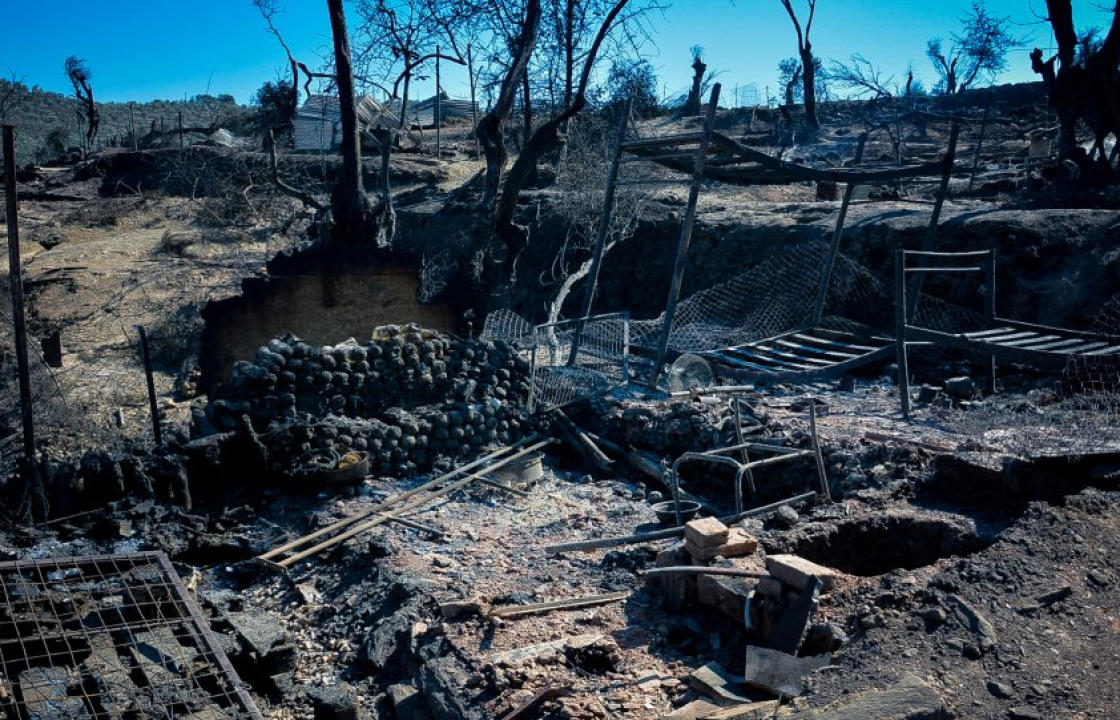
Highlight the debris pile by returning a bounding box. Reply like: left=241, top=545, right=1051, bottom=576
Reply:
left=203, top=325, right=534, bottom=478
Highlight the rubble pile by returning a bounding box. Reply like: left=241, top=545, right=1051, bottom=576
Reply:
left=203, top=325, right=534, bottom=478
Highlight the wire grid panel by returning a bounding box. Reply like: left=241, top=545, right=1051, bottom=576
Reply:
left=0, top=552, right=263, bottom=720
left=527, top=313, right=630, bottom=411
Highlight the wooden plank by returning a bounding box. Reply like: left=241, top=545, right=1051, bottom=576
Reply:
left=968, top=331, right=1040, bottom=343
left=1050, top=341, right=1112, bottom=354
left=794, top=330, right=881, bottom=351
left=772, top=338, right=859, bottom=359
left=488, top=591, right=630, bottom=618
left=997, top=334, right=1061, bottom=347
left=711, top=354, right=780, bottom=373
left=961, top=327, right=1017, bottom=338
left=1082, top=345, right=1120, bottom=356
left=733, top=344, right=834, bottom=367
left=721, top=349, right=818, bottom=371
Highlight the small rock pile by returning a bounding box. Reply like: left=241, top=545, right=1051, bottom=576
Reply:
left=205, top=324, right=534, bottom=478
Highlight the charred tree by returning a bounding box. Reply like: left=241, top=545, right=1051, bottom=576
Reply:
left=1032, top=0, right=1120, bottom=173
left=328, top=0, right=394, bottom=245
left=683, top=47, right=707, bottom=116
left=778, top=0, right=819, bottom=130
left=64, top=57, right=98, bottom=153
left=476, top=0, right=543, bottom=211
left=492, top=0, right=632, bottom=280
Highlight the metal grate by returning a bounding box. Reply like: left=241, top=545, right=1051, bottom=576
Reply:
left=0, top=552, right=263, bottom=720
left=528, top=313, right=630, bottom=411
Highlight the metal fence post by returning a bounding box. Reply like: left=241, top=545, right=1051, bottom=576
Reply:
left=136, top=325, right=162, bottom=445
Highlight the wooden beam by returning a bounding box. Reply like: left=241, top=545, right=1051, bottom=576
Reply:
left=648, top=84, right=721, bottom=388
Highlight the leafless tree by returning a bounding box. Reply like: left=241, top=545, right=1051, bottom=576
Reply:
left=830, top=54, right=895, bottom=99
left=1032, top=0, right=1120, bottom=171
left=777, top=0, right=820, bottom=130
left=926, top=0, right=1017, bottom=95
left=64, top=57, right=98, bottom=153
left=476, top=0, right=543, bottom=211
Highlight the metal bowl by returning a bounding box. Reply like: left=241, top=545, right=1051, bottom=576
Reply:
left=651, top=500, right=701, bottom=526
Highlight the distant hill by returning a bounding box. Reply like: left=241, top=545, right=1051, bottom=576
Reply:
left=0, top=79, right=256, bottom=166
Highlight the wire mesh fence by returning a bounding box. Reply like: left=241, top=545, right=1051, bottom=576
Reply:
left=483, top=312, right=630, bottom=412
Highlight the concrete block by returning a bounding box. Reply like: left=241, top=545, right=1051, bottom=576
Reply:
left=653, top=544, right=696, bottom=610
left=697, top=574, right=753, bottom=624
left=755, top=575, right=784, bottom=599
left=743, top=646, right=830, bottom=697
left=765, top=554, right=838, bottom=592
left=688, top=528, right=758, bottom=562
left=684, top=517, right=730, bottom=549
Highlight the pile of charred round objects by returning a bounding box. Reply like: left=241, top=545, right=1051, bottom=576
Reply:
left=207, top=324, right=534, bottom=477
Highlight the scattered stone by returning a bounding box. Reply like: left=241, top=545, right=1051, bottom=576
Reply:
left=765, top=554, right=838, bottom=592
left=917, top=384, right=941, bottom=403
left=690, top=662, right=753, bottom=705
left=699, top=702, right=781, bottom=719
left=439, top=599, right=488, bottom=621
left=228, top=611, right=296, bottom=674
left=430, top=554, right=455, bottom=568
left=684, top=517, right=730, bottom=549
left=944, top=376, right=977, bottom=400
left=800, top=621, right=847, bottom=655
left=386, top=683, right=432, bottom=720
left=564, top=634, right=620, bottom=674
left=946, top=594, right=998, bottom=653
left=920, top=607, right=948, bottom=630
left=742, top=645, right=830, bottom=697
left=1007, top=708, right=1043, bottom=720
left=772, top=505, right=800, bottom=529
left=987, top=681, right=1013, bottom=699
left=1086, top=569, right=1110, bottom=586
left=307, top=684, right=359, bottom=720
left=1035, top=586, right=1072, bottom=605
left=788, top=675, right=949, bottom=719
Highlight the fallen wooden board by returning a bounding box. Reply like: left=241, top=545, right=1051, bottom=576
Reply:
left=488, top=590, right=631, bottom=619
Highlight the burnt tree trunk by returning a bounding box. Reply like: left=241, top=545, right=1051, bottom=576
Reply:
left=683, top=56, right=706, bottom=116
left=493, top=0, right=631, bottom=281
left=476, top=0, right=542, bottom=211
left=800, top=44, right=819, bottom=130
left=327, top=0, right=393, bottom=245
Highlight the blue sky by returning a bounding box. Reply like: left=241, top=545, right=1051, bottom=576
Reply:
left=0, top=1, right=1112, bottom=106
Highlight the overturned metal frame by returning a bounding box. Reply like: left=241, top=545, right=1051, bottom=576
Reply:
left=668, top=398, right=831, bottom=525
left=0, top=552, right=263, bottom=720
left=574, top=90, right=963, bottom=390
left=527, top=312, right=630, bottom=412
left=894, top=248, right=1120, bottom=416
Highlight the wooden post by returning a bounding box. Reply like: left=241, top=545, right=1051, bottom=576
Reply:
left=178, top=110, right=184, bottom=148
left=648, top=83, right=721, bottom=388
left=906, top=123, right=960, bottom=322
left=3, top=126, right=41, bottom=514
left=129, top=103, right=138, bottom=151
left=983, top=249, right=996, bottom=395
left=136, top=325, right=162, bottom=446
left=811, top=132, right=867, bottom=324
left=969, top=93, right=993, bottom=190
left=894, top=249, right=911, bottom=417
left=567, top=97, right=631, bottom=366
left=435, top=46, right=441, bottom=159
left=468, top=44, right=480, bottom=159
